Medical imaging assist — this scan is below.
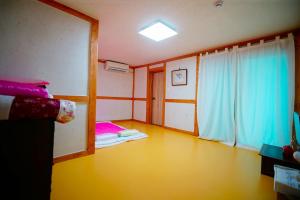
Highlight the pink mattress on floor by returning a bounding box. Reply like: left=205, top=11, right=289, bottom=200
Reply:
left=95, top=122, right=126, bottom=135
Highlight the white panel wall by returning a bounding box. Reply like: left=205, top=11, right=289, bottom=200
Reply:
left=164, top=56, right=197, bottom=132
left=54, top=104, right=88, bottom=157
left=134, top=101, right=147, bottom=122
left=0, top=0, right=91, bottom=157
left=165, top=103, right=195, bottom=132
left=133, top=67, right=148, bottom=122
left=97, top=63, right=133, bottom=97
left=96, top=100, right=132, bottom=121
left=134, top=67, right=147, bottom=98
left=96, top=63, right=133, bottom=121
left=166, top=56, right=197, bottom=99
left=0, top=0, right=90, bottom=96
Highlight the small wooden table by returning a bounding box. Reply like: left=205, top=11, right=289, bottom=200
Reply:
left=259, top=144, right=300, bottom=177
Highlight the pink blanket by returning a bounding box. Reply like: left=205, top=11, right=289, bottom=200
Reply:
left=0, top=80, right=50, bottom=98
left=95, top=122, right=126, bottom=135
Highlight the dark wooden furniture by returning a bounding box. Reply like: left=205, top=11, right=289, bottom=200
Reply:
left=259, top=144, right=300, bottom=177
left=0, top=119, right=55, bottom=200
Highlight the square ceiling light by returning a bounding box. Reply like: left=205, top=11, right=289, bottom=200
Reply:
left=139, top=22, right=178, bottom=42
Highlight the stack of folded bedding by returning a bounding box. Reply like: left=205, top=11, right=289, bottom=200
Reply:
left=96, top=133, right=119, bottom=142
left=95, top=122, right=148, bottom=148
left=0, top=78, right=75, bottom=123
left=118, top=129, right=140, bottom=137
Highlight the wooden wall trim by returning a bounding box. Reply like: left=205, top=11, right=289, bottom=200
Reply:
left=132, top=119, right=147, bottom=124
left=98, top=59, right=105, bottom=63
left=165, top=99, right=196, bottom=104
left=295, top=103, right=300, bottom=113
left=162, top=63, right=166, bottom=127
left=132, top=28, right=300, bottom=68
left=87, top=21, right=98, bottom=154
left=97, top=96, right=132, bottom=100
left=135, top=53, right=198, bottom=68
left=149, top=66, right=164, bottom=72
left=53, top=151, right=90, bottom=163
left=110, top=119, right=133, bottom=123
left=53, top=95, right=89, bottom=103
left=38, top=0, right=98, bottom=23
left=164, top=126, right=194, bottom=135
left=194, top=54, right=200, bottom=136
left=132, top=68, right=135, bottom=119
left=146, top=66, right=151, bottom=123
left=133, top=65, right=149, bottom=69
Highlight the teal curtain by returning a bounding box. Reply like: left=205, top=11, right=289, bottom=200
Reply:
left=197, top=35, right=295, bottom=150
left=235, top=35, right=295, bottom=149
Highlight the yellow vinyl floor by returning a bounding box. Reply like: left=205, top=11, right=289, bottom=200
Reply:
left=51, top=121, right=276, bottom=200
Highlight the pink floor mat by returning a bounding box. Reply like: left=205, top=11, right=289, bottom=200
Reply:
left=95, top=122, right=126, bottom=135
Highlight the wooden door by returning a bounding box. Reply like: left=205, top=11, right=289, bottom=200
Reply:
left=152, top=72, right=164, bottom=125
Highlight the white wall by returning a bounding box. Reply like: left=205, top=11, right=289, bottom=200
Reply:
left=134, top=67, right=147, bottom=98
left=0, top=0, right=90, bottom=96
left=166, top=56, right=197, bottom=99
left=96, top=100, right=132, bottom=121
left=133, top=67, right=147, bottom=122
left=96, top=63, right=133, bottom=121
left=164, top=56, right=197, bottom=132
left=97, top=63, right=133, bottom=97
left=134, top=100, right=147, bottom=122
left=0, top=0, right=91, bottom=157
left=165, top=103, right=195, bottom=132
left=54, top=104, right=88, bottom=157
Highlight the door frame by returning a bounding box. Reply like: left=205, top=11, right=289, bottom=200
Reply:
left=146, top=66, right=165, bottom=125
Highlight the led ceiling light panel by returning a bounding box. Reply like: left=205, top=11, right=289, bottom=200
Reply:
left=139, top=22, right=178, bottom=42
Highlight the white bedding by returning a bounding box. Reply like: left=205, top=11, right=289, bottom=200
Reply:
left=95, top=132, right=147, bottom=148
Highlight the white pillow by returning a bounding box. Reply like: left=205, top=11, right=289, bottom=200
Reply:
left=293, top=151, right=300, bottom=163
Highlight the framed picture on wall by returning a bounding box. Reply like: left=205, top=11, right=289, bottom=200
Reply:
left=171, top=69, right=187, bottom=86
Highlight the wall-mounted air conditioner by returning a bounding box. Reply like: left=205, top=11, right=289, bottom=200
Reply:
left=104, top=60, right=130, bottom=73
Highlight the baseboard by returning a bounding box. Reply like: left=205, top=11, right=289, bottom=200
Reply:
left=96, top=119, right=132, bottom=123
left=53, top=150, right=91, bottom=164
left=164, top=126, right=195, bottom=135
left=131, top=120, right=195, bottom=135
left=110, top=119, right=133, bottom=123
left=132, top=119, right=147, bottom=124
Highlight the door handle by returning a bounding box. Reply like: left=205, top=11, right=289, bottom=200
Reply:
left=152, top=97, right=156, bottom=100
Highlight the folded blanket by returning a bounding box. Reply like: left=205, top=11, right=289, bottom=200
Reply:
left=96, top=121, right=125, bottom=135
left=95, top=132, right=148, bottom=148
left=0, top=80, right=51, bottom=98
left=118, top=129, right=140, bottom=137
left=0, top=95, right=75, bottom=123
left=95, top=133, right=119, bottom=141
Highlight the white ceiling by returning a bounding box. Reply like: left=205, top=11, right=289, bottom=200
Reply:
left=57, top=0, right=300, bottom=66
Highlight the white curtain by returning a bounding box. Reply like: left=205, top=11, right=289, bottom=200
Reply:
left=236, top=35, right=295, bottom=149
left=197, top=34, right=295, bottom=150
left=197, top=49, right=236, bottom=145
